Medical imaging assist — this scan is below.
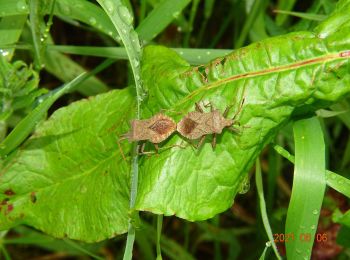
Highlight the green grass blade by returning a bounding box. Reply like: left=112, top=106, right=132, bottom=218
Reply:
left=274, top=10, right=326, bottom=21
left=136, top=0, right=191, bottom=41
left=234, top=0, right=266, bottom=48
left=62, top=239, right=104, bottom=260
left=255, top=158, right=282, bottom=260
left=275, top=0, right=297, bottom=25
left=0, top=44, right=232, bottom=65
left=156, top=215, right=163, bottom=259
left=29, top=0, right=43, bottom=70
left=273, top=144, right=350, bottom=198
left=286, top=117, right=326, bottom=259
left=95, top=1, right=143, bottom=258
left=183, top=0, right=200, bottom=47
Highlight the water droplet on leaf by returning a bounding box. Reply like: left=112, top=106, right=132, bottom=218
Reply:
left=89, top=17, right=97, bottom=25
left=118, top=6, right=133, bottom=24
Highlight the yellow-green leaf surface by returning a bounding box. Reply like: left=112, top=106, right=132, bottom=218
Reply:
left=0, top=89, right=134, bottom=242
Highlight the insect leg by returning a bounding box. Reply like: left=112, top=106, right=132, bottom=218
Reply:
left=117, top=137, right=127, bottom=162
left=223, top=106, right=232, bottom=117
left=154, top=143, right=159, bottom=154
left=211, top=133, right=217, bottom=149
left=203, top=101, right=214, bottom=112
left=195, top=102, right=204, bottom=113
left=196, top=135, right=206, bottom=149
left=232, top=97, right=245, bottom=121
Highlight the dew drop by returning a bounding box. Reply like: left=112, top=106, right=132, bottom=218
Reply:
left=89, top=17, right=97, bottom=25
left=310, top=225, right=316, bottom=230
left=172, top=11, right=180, bottom=18
left=312, top=209, right=319, bottom=215
left=177, top=26, right=182, bottom=32
left=206, top=51, right=211, bottom=55
left=0, top=49, right=9, bottom=57
left=61, top=5, right=71, bottom=15
left=105, top=1, right=114, bottom=12
left=16, top=1, right=27, bottom=11
left=238, top=175, right=250, bottom=194
left=197, top=55, right=202, bottom=59
left=296, top=249, right=302, bottom=254
left=133, top=59, right=139, bottom=67
left=118, top=6, right=133, bottom=24
left=108, top=31, right=113, bottom=36
left=179, top=51, right=184, bottom=55
left=80, top=186, right=87, bottom=193
left=265, top=241, right=272, bottom=247
left=338, top=179, right=344, bottom=185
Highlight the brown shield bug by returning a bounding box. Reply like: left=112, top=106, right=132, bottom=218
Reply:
left=118, top=113, right=177, bottom=158
left=177, top=99, right=244, bottom=149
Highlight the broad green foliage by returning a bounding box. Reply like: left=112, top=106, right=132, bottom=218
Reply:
left=135, top=1, right=350, bottom=220
left=1, top=0, right=350, bottom=242
left=0, top=89, right=134, bottom=242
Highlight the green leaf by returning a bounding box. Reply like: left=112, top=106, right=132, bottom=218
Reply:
left=135, top=0, right=350, bottom=221
left=286, top=118, right=326, bottom=260
left=0, top=88, right=134, bottom=242
left=136, top=0, right=191, bottom=42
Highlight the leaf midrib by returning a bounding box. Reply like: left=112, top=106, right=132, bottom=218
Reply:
left=177, top=51, right=349, bottom=107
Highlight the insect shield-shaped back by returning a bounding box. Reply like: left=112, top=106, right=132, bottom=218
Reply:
left=122, top=113, right=176, bottom=143
left=147, top=114, right=177, bottom=143
left=177, top=102, right=238, bottom=149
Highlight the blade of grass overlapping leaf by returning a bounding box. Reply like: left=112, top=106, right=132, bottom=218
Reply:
left=285, top=117, right=326, bottom=259
left=0, top=58, right=114, bottom=156
left=95, top=0, right=143, bottom=258
left=136, top=0, right=191, bottom=42
left=274, top=144, right=350, bottom=198
left=255, top=158, right=281, bottom=259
